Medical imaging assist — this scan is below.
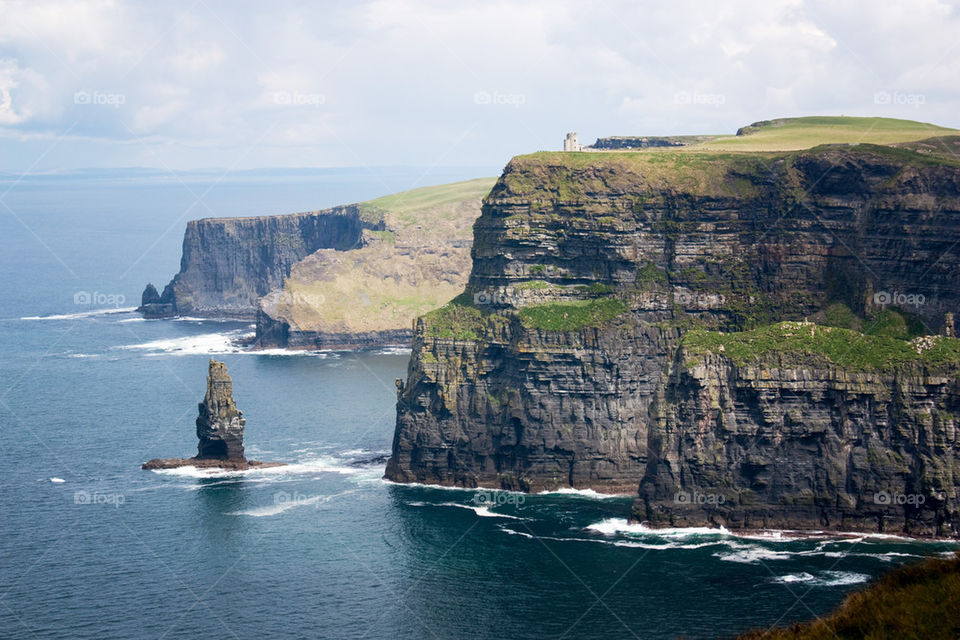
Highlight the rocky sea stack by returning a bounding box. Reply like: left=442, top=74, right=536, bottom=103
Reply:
left=142, top=359, right=281, bottom=471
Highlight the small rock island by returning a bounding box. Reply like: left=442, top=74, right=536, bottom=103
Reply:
left=143, top=359, right=281, bottom=471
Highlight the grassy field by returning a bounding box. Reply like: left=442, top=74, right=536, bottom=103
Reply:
left=266, top=177, right=496, bottom=334
left=700, top=116, right=957, bottom=151
left=360, top=177, right=497, bottom=229
left=683, top=320, right=960, bottom=372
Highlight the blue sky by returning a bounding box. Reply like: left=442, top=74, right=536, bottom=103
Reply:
left=1, top=0, right=959, bottom=171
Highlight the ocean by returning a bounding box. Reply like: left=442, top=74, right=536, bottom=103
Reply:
left=1, top=168, right=956, bottom=640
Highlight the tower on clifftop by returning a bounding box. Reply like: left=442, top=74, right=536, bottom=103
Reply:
left=563, top=132, right=582, bottom=152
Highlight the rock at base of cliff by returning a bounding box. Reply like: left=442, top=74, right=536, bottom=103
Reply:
left=141, top=457, right=285, bottom=471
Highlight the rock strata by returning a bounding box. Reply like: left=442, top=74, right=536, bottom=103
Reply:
left=142, top=359, right=282, bottom=471
left=387, top=134, right=960, bottom=536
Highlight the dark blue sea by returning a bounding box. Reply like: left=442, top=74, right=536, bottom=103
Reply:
left=1, top=167, right=956, bottom=640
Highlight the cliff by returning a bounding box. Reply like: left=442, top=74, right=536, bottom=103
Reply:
left=139, top=205, right=378, bottom=318
left=140, top=178, right=494, bottom=348
left=386, top=117, right=960, bottom=536
left=255, top=178, right=493, bottom=349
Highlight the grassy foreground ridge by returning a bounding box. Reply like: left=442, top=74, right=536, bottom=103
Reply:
left=738, top=554, right=960, bottom=640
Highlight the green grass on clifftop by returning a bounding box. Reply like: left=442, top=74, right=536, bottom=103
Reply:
left=739, top=554, right=960, bottom=640
left=518, top=298, right=628, bottom=331
left=703, top=116, right=956, bottom=151
left=359, top=177, right=496, bottom=228
left=683, top=321, right=960, bottom=372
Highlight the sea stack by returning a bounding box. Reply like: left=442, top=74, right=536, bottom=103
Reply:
left=196, top=359, right=245, bottom=461
left=142, top=359, right=280, bottom=471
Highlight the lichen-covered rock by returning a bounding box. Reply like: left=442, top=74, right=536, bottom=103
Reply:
left=196, top=359, right=246, bottom=460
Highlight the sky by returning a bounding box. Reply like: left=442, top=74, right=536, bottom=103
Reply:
left=1, top=0, right=959, bottom=172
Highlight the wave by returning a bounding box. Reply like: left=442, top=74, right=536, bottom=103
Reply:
left=21, top=307, right=138, bottom=321
left=115, top=330, right=253, bottom=356
left=147, top=455, right=378, bottom=479
left=49, top=477, right=66, bottom=483
left=228, top=489, right=359, bottom=517
left=407, top=501, right=523, bottom=519
left=586, top=518, right=731, bottom=538
left=536, top=487, right=630, bottom=499
left=771, top=571, right=870, bottom=587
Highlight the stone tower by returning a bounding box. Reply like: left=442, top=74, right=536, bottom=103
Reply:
left=563, top=132, right=582, bottom=152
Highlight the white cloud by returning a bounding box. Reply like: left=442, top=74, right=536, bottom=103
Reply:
left=0, top=0, right=957, bottom=170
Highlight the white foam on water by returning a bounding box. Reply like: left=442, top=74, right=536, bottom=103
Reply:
left=499, top=527, right=536, bottom=539
left=407, top=501, right=523, bottom=519
left=536, top=487, right=630, bottom=499
left=115, top=330, right=252, bottom=356
left=772, top=571, right=870, bottom=587
left=372, top=346, right=412, bottom=355
left=715, top=544, right=797, bottom=564
left=585, top=518, right=730, bottom=538
left=148, top=456, right=370, bottom=480
left=49, top=477, right=65, bottom=483
left=22, top=307, right=138, bottom=321
left=228, top=489, right=358, bottom=517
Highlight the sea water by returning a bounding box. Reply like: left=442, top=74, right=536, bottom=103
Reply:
left=1, top=168, right=956, bottom=639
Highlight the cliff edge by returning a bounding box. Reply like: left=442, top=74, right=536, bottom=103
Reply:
left=386, top=116, right=960, bottom=537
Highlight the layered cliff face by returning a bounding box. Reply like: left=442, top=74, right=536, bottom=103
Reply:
left=140, top=206, right=376, bottom=318
left=256, top=178, right=492, bottom=349
left=196, top=359, right=246, bottom=460
left=387, top=129, right=960, bottom=535
left=638, top=323, right=960, bottom=537
left=140, top=178, right=494, bottom=348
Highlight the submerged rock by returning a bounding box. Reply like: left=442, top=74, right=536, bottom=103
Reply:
left=142, top=359, right=281, bottom=471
